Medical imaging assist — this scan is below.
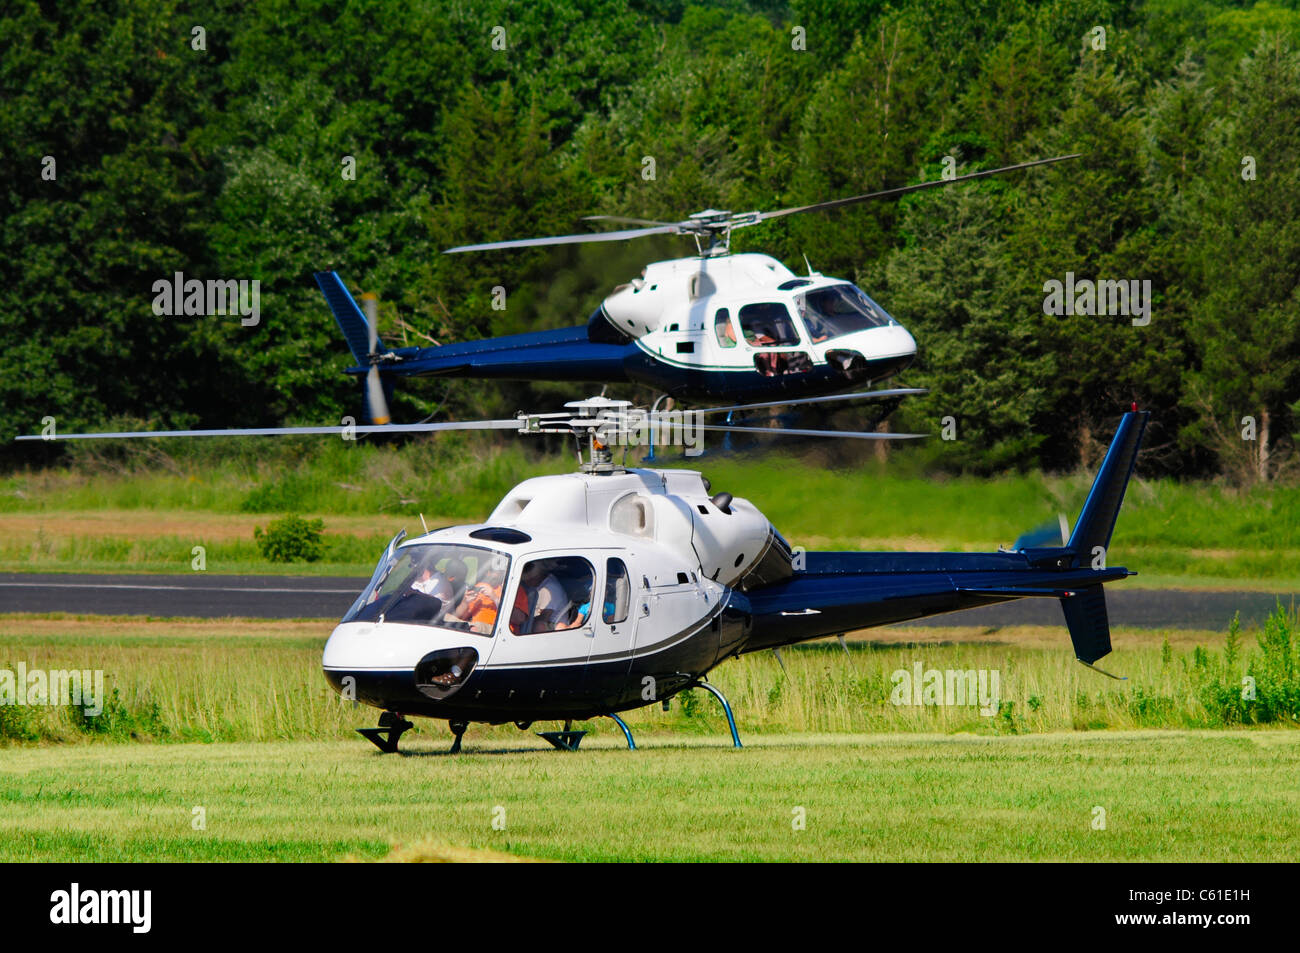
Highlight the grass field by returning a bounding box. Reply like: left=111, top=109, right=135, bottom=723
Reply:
left=2, top=732, right=1297, bottom=862
left=2, top=438, right=1298, bottom=586
left=1, top=611, right=1296, bottom=862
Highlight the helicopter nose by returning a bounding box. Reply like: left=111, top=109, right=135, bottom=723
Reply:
left=825, top=323, right=916, bottom=382
left=880, top=322, right=916, bottom=360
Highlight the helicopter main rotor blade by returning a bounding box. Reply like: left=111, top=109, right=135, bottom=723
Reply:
left=692, top=387, right=927, bottom=417
left=444, top=223, right=681, bottom=254
left=697, top=424, right=926, bottom=440
left=16, top=420, right=522, bottom=441
left=755, top=154, right=1082, bottom=224
left=581, top=214, right=680, bottom=227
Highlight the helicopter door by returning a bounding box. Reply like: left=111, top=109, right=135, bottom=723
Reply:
left=487, top=556, right=601, bottom=707
left=737, top=302, right=813, bottom=377
left=583, top=556, right=638, bottom=704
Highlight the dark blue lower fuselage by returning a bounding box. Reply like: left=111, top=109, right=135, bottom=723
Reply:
left=356, top=326, right=912, bottom=402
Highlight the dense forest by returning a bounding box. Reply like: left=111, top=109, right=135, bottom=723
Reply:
left=2, top=0, right=1297, bottom=480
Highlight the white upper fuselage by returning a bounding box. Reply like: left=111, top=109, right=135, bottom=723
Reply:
left=322, top=467, right=774, bottom=676
left=601, top=253, right=916, bottom=373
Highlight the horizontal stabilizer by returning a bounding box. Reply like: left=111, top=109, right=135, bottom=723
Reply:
left=957, top=586, right=1080, bottom=598
left=1061, top=584, right=1111, bottom=664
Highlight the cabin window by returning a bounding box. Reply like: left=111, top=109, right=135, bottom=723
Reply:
left=795, top=284, right=893, bottom=341
left=603, top=558, right=630, bottom=624
left=344, top=543, right=509, bottom=637
left=714, top=308, right=737, bottom=348
left=610, top=493, right=654, bottom=538
left=510, top=556, right=596, bottom=635
left=739, top=302, right=800, bottom=347
left=753, top=350, right=813, bottom=377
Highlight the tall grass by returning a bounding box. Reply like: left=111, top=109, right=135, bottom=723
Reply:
left=2, top=609, right=1295, bottom=746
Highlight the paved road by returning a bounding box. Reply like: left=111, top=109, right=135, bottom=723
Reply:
left=0, top=573, right=1293, bottom=630
left=0, top=573, right=364, bottom=620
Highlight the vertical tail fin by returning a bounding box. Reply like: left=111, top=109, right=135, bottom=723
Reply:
left=315, top=271, right=377, bottom=365
left=1061, top=584, right=1112, bottom=665
left=1057, top=409, right=1149, bottom=675
left=1066, top=410, right=1149, bottom=563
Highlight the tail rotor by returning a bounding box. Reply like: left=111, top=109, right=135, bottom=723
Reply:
left=359, top=293, right=392, bottom=426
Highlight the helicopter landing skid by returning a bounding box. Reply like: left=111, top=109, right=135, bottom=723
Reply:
left=538, top=719, right=586, bottom=751
left=689, top=680, right=743, bottom=748
left=606, top=712, right=636, bottom=750
left=537, top=730, right=586, bottom=751
left=448, top=720, right=469, bottom=754
left=357, top=711, right=413, bottom=754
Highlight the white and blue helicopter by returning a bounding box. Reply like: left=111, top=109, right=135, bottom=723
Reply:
left=320, top=155, right=1080, bottom=425
left=19, top=393, right=1147, bottom=754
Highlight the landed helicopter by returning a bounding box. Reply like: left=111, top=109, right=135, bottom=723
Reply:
left=321, top=155, right=1079, bottom=425
left=19, top=394, right=1147, bottom=755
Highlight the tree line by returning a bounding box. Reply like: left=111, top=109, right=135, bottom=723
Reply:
left=2, top=0, right=1297, bottom=480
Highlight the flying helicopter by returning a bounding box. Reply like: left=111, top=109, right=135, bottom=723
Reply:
left=321, top=155, right=1080, bottom=426
left=18, top=394, right=1148, bottom=755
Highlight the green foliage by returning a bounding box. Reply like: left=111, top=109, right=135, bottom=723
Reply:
left=3, top=0, right=1300, bottom=482
left=253, top=515, right=326, bottom=563
left=1194, top=606, right=1300, bottom=723
left=67, top=689, right=168, bottom=740
left=0, top=698, right=41, bottom=742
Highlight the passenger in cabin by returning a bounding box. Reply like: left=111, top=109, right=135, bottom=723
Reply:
left=441, top=558, right=469, bottom=607
left=555, top=578, right=593, bottom=630
left=450, top=568, right=505, bottom=632
left=509, top=582, right=533, bottom=633
left=508, top=560, right=572, bottom=633
left=526, top=560, right=572, bottom=633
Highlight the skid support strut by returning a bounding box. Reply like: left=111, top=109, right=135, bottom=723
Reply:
left=691, top=680, right=742, bottom=748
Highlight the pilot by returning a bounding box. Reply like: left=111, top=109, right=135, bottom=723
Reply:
left=803, top=313, right=832, bottom=344
left=411, top=566, right=452, bottom=602
left=412, top=558, right=468, bottom=606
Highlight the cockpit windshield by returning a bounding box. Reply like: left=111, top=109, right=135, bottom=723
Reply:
left=343, top=543, right=510, bottom=636
left=796, top=284, right=895, bottom=342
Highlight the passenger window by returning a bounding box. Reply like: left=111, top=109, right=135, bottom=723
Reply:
left=510, top=557, right=595, bottom=634
left=604, top=558, right=630, bottom=624
left=714, top=308, right=737, bottom=348
left=739, top=302, right=800, bottom=347
left=753, top=349, right=813, bottom=377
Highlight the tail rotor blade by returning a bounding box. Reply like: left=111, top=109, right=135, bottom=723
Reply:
left=365, top=365, right=391, bottom=426
left=1013, top=513, right=1070, bottom=550
left=359, top=293, right=391, bottom=425
left=361, top=293, right=379, bottom=356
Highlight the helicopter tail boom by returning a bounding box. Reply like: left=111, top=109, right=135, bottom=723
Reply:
left=741, top=410, right=1149, bottom=669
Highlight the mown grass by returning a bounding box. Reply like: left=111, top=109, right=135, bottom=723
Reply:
left=1, top=732, right=1296, bottom=861
left=3, top=437, right=1297, bottom=583
left=1, top=610, right=1295, bottom=747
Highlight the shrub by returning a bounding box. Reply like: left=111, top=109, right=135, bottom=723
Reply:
left=1195, top=607, right=1300, bottom=724
left=253, top=515, right=326, bottom=563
